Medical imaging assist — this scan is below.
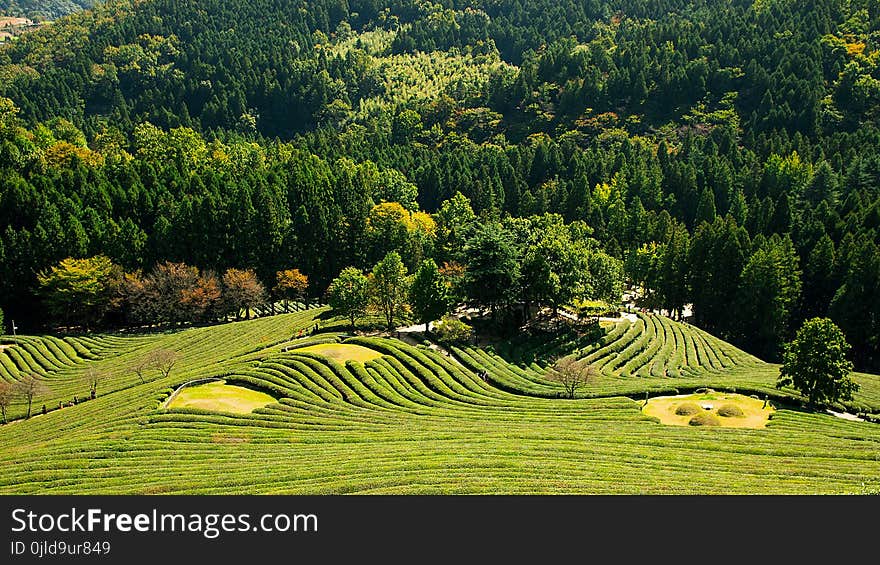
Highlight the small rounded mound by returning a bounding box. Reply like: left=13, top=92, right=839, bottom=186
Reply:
left=717, top=403, right=745, bottom=417
left=675, top=402, right=701, bottom=416
left=689, top=413, right=721, bottom=426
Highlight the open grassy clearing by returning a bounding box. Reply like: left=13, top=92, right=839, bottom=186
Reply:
left=0, top=308, right=877, bottom=494
left=294, top=343, right=383, bottom=362
left=166, top=381, right=276, bottom=414
left=643, top=392, right=774, bottom=429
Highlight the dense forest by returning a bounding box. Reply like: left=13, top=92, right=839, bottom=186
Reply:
left=0, top=0, right=93, bottom=19
left=0, top=0, right=879, bottom=370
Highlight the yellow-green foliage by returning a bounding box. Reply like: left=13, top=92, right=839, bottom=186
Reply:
left=328, top=27, right=515, bottom=121
left=326, top=27, right=398, bottom=57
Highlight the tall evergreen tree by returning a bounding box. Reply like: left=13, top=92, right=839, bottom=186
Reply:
left=694, top=187, right=717, bottom=227
left=736, top=235, right=802, bottom=360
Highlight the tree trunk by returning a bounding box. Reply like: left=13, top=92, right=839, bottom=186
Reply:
left=425, top=321, right=430, bottom=333
left=26, top=397, right=32, bottom=419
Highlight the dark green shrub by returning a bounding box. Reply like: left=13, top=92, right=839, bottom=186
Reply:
left=433, top=315, right=473, bottom=345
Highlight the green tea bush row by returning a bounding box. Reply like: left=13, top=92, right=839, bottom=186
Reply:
left=261, top=361, right=340, bottom=403
left=620, top=316, right=663, bottom=377
left=606, top=318, right=651, bottom=374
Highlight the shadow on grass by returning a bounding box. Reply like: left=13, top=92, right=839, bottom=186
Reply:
left=475, top=315, right=605, bottom=368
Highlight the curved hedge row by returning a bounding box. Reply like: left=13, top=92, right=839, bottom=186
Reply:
left=0, top=335, right=147, bottom=384
left=0, top=310, right=878, bottom=495
left=575, top=313, right=763, bottom=379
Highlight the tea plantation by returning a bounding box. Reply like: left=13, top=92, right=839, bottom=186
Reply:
left=1, top=308, right=878, bottom=494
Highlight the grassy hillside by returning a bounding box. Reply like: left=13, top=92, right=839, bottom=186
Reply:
left=458, top=313, right=880, bottom=414
left=0, top=309, right=878, bottom=494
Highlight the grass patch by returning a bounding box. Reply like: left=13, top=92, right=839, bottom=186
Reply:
left=167, top=381, right=276, bottom=414
left=296, top=343, right=382, bottom=362
left=644, top=392, right=774, bottom=429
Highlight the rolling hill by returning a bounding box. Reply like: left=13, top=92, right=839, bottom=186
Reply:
left=1, top=308, right=878, bottom=494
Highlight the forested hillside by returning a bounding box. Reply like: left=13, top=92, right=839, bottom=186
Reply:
left=1, top=0, right=879, bottom=370
left=0, top=0, right=93, bottom=19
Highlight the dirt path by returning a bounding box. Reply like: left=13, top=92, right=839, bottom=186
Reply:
left=826, top=409, right=866, bottom=422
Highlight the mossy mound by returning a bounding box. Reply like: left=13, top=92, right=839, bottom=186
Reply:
left=717, top=403, right=745, bottom=417
left=689, top=413, right=721, bottom=426
left=675, top=402, right=701, bottom=416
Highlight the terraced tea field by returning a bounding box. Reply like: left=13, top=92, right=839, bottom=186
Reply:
left=0, top=308, right=878, bottom=494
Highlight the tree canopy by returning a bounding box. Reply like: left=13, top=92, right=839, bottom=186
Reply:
left=369, top=251, right=409, bottom=330
left=36, top=255, right=118, bottom=328
left=326, top=267, right=370, bottom=330
left=409, top=259, right=451, bottom=332
left=1, top=0, right=880, bottom=369
left=777, top=317, right=859, bottom=408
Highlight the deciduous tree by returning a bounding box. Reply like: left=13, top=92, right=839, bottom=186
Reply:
left=222, top=268, right=267, bottom=320
left=37, top=255, right=120, bottom=329
left=463, top=222, right=520, bottom=316
left=520, top=216, right=591, bottom=317
left=326, top=267, right=370, bottom=330
left=180, top=270, right=222, bottom=323
left=777, top=318, right=858, bottom=408
left=15, top=374, right=48, bottom=419
left=0, top=382, right=13, bottom=423
left=147, top=349, right=180, bottom=379
left=83, top=366, right=104, bottom=399
left=129, top=355, right=152, bottom=384
left=546, top=357, right=596, bottom=399
left=409, top=259, right=450, bottom=332
left=275, top=269, right=309, bottom=311
left=370, top=252, right=410, bottom=330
